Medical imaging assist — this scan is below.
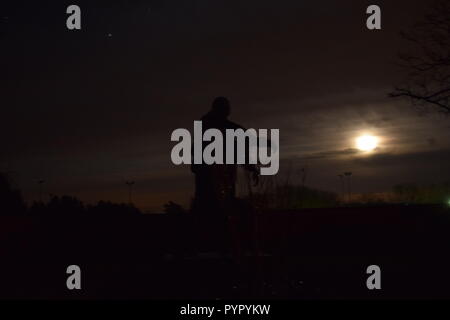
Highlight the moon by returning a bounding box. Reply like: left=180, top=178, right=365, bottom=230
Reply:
left=356, top=135, right=378, bottom=152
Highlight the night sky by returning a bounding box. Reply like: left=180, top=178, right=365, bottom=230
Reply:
left=2, top=0, right=450, bottom=211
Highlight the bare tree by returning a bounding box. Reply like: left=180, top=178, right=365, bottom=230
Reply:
left=389, top=1, right=450, bottom=114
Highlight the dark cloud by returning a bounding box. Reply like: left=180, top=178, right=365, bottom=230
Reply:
left=301, top=148, right=360, bottom=160
left=351, top=149, right=450, bottom=168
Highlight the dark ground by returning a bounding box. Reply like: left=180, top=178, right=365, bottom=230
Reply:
left=1, top=204, right=449, bottom=299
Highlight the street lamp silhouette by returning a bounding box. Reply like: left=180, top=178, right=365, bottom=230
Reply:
left=125, top=181, right=135, bottom=205
left=344, top=172, right=352, bottom=202
left=300, top=167, right=307, bottom=187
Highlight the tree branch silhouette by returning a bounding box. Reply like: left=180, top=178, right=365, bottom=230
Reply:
left=389, top=0, right=450, bottom=114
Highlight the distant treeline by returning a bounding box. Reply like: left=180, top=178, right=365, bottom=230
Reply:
left=0, top=172, right=193, bottom=216
left=249, top=184, right=339, bottom=210
left=2, top=172, right=449, bottom=216
left=0, top=172, right=27, bottom=215
left=241, top=172, right=450, bottom=210
left=0, top=172, right=141, bottom=216
left=29, top=196, right=142, bottom=216
left=343, top=183, right=450, bottom=206
left=391, top=183, right=450, bottom=204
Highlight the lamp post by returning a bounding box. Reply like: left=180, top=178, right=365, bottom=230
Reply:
left=301, top=167, right=307, bottom=187
left=125, top=181, right=135, bottom=205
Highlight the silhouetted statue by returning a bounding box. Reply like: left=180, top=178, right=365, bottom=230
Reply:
left=191, top=97, right=258, bottom=253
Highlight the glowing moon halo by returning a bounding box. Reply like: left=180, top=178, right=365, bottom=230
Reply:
left=356, top=135, right=378, bottom=152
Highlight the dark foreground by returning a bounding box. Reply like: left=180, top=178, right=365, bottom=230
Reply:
left=1, top=204, right=450, bottom=299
